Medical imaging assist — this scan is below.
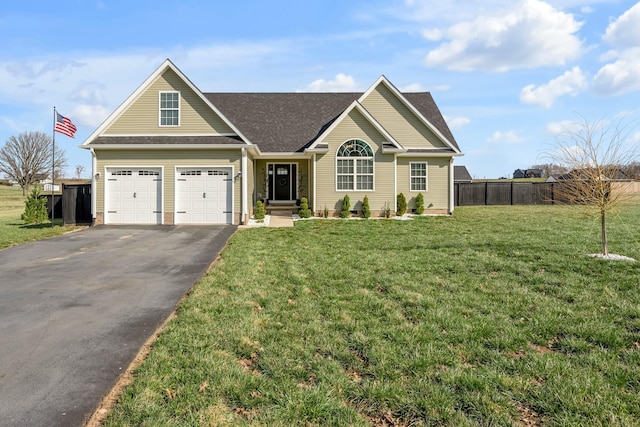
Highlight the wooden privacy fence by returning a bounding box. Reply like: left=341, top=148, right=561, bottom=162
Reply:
left=455, top=182, right=557, bottom=206
left=45, top=183, right=92, bottom=225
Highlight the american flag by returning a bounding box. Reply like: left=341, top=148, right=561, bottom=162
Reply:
left=55, top=112, right=77, bottom=138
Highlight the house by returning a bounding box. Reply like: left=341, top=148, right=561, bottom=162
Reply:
left=454, top=165, right=473, bottom=183
left=81, top=59, right=463, bottom=225
left=513, top=168, right=542, bottom=179
left=34, top=174, right=60, bottom=192
left=546, top=168, right=631, bottom=183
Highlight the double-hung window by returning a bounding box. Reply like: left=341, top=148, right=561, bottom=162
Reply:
left=159, top=91, right=180, bottom=126
left=336, top=139, right=374, bottom=191
left=410, top=162, right=428, bottom=191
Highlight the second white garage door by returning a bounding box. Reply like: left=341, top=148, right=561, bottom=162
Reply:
left=175, top=168, right=233, bottom=224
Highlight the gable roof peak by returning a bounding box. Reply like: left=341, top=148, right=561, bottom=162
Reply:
left=81, top=58, right=251, bottom=148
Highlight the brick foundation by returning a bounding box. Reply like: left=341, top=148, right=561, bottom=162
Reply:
left=94, top=212, right=104, bottom=225
left=164, top=212, right=175, bottom=225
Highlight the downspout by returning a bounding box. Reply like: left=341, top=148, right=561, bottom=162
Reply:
left=449, top=157, right=454, bottom=214
left=90, top=148, right=97, bottom=223
left=241, top=148, right=248, bottom=224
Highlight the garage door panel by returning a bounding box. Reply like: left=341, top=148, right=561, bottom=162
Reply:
left=176, top=168, right=232, bottom=224
left=106, top=168, right=162, bottom=224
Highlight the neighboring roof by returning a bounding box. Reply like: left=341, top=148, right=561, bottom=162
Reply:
left=205, top=91, right=460, bottom=153
left=89, top=135, right=244, bottom=145
left=454, top=165, right=473, bottom=182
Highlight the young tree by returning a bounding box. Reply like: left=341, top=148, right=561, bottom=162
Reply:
left=0, top=131, right=67, bottom=195
left=22, top=185, right=49, bottom=224
left=546, top=116, right=639, bottom=256
left=75, top=164, right=85, bottom=179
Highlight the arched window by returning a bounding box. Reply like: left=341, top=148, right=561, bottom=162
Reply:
left=336, top=139, right=374, bottom=190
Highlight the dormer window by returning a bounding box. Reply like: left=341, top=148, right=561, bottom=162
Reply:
left=159, top=91, right=180, bottom=126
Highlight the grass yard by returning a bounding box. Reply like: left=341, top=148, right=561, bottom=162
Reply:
left=0, top=185, right=73, bottom=250
left=104, top=205, right=640, bottom=426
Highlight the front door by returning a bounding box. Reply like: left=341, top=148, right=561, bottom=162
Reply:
left=269, top=163, right=297, bottom=201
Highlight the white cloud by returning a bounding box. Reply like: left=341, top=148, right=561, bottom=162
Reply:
left=423, top=0, right=583, bottom=72
left=520, top=66, right=587, bottom=108
left=486, top=130, right=524, bottom=144
left=603, top=2, right=640, bottom=48
left=593, top=4, right=640, bottom=96
left=593, top=47, right=640, bottom=96
left=546, top=119, right=586, bottom=136
left=71, top=104, right=111, bottom=127
left=444, top=115, right=470, bottom=130
left=299, top=73, right=360, bottom=92
left=400, top=83, right=424, bottom=92
left=422, top=28, right=442, bottom=41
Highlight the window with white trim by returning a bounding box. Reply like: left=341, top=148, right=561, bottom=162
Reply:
left=410, top=162, right=428, bottom=191
left=336, top=139, right=374, bottom=191
left=159, top=91, right=180, bottom=126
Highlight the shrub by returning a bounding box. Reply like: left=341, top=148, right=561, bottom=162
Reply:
left=383, top=201, right=392, bottom=218
left=298, top=197, right=311, bottom=218
left=414, top=193, right=425, bottom=215
left=254, top=200, right=266, bottom=222
left=362, top=196, right=371, bottom=219
left=22, top=185, right=48, bottom=224
left=340, top=195, right=351, bottom=218
left=397, top=192, right=407, bottom=216
left=323, top=205, right=329, bottom=218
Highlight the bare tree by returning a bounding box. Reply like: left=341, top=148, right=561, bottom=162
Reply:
left=0, top=131, right=67, bottom=195
left=75, top=164, right=85, bottom=179
left=546, top=116, right=639, bottom=256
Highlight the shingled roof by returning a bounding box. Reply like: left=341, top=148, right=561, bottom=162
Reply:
left=205, top=92, right=459, bottom=153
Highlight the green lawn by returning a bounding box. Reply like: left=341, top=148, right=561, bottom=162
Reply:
left=0, top=185, right=75, bottom=250
left=104, top=204, right=640, bottom=426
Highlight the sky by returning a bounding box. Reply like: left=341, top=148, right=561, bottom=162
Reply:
left=1, top=0, right=640, bottom=179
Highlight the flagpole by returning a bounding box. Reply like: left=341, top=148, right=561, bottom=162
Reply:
left=52, top=107, right=56, bottom=227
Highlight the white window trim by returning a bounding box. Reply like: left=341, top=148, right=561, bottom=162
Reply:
left=159, top=91, right=180, bottom=127
left=409, top=161, right=428, bottom=192
left=335, top=139, right=375, bottom=192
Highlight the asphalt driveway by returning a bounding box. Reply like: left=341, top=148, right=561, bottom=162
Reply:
left=0, top=225, right=236, bottom=427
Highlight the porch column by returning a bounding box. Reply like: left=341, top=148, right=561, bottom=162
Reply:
left=90, top=148, right=97, bottom=221
left=449, top=157, right=455, bottom=214
left=241, top=148, right=248, bottom=224
left=313, top=154, right=317, bottom=215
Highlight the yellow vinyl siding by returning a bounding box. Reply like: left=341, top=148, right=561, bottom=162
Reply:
left=95, top=149, right=241, bottom=218
left=397, top=157, right=450, bottom=210
left=361, top=84, right=447, bottom=149
left=104, top=69, right=234, bottom=135
left=315, top=109, right=395, bottom=213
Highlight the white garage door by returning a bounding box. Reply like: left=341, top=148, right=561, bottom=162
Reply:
left=175, top=168, right=233, bottom=224
left=105, top=168, right=162, bottom=224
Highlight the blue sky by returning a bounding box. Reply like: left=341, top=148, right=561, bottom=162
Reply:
left=1, top=0, right=639, bottom=179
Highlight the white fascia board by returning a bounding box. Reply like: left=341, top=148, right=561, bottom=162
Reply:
left=396, top=151, right=464, bottom=158
left=88, top=144, right=252, bottom=150
left=359, top=75, right=461, bottom=154
left=253, top=152, right=310, bottom=159
left=95, top=133, right=238, bottom=137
